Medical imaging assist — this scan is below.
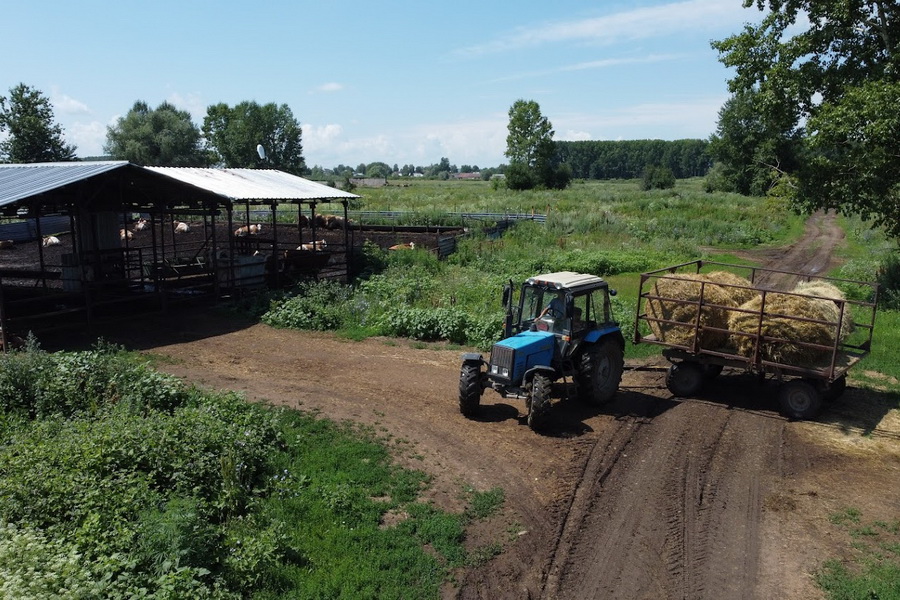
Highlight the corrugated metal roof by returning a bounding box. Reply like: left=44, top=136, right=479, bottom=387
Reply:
left=146, top=167, right=359, bottom=202
left=0, top=161, right=130, bottom=207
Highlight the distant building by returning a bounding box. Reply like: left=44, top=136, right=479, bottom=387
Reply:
left=453, top=172, right=482, bottom=180
left=349, top=177, right=387, bottom=188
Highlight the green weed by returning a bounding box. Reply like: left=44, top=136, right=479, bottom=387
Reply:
left=818, top=508, right=900, bottom=600
left=463, top=487, right=505, bottom=521
left=0, top=349, right=498, bottom=599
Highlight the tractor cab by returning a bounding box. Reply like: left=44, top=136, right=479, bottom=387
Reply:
left=506, top=272, right=616, bottom=342
left=460, top=271, right=625, bottom=431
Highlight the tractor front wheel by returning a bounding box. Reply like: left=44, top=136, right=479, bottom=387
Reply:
left=527, top=373, right=552, bottom=431
left=577, top=338, right=625, bottom=405
left=459, top=361, right=483, bottom=417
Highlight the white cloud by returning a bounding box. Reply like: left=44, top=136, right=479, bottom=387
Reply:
left=555, top=95, right=728, bottom=139
left=406, top=118, right=508, bottom=166
left=492, top=53, right=684, bottom=83
left=68, top=120, right=109, bottom=157
left=302, top=123, right=344, bottom=152
left=559, top=130, right=592, bottom=141
left=455, top=0, right=755, bottom=57
left=166, top=91, right=206, bottom=121
left=51, top=91, right=90, bottom=116
left=302, top=116, right=509, bottom=168
left=312, top=82, right=344, bottom=93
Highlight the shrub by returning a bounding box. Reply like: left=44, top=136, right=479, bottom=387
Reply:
left=877, top=252, right=900, bottom=309
left=0, top=341, right=190, bottom=419
left=377, top=307, right=470, bottom=344
left=640, top=165, right=676, bottom=190
left=0, top=521, right=99, bottom=599
left=505, top=163, right=538, bottom=191
left=262, top=280, right=354, bottom=331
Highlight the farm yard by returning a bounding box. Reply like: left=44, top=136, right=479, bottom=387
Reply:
left=3, top=0, right=898, bottom=596
left=15, top=178, right=896, bottom=599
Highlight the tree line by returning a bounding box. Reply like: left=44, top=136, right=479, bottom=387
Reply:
left=554, top=139, right=712, bottom=180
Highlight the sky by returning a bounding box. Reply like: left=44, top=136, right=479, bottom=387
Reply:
left=0, top=0, right=767, bottom=169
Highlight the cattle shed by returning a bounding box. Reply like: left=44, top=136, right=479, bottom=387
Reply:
left=0, top=161, right=359, bottom=346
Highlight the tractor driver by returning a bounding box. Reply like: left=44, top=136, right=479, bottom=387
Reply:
left=539, top=292, right=566, bottom=321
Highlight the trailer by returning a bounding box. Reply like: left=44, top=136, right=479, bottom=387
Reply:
left=634, top=260, right=879, bottom=419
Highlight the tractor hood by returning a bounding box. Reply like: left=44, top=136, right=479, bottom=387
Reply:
left=489, top=330, right=557, bottom=385
left=496, top=330, right=556, bottom=352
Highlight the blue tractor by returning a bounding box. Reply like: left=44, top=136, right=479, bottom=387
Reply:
left=459, top=271, right=625, bottom=431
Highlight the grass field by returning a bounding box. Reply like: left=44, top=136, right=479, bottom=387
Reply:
left=271, top=178, right=899, bottom=388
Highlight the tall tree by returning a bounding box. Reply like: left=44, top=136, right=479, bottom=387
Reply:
left=506, top=100, right=554, bottom=169
left=707, top=89, right=800, bottom=195
left=505, top=100, right=569, bottom=190
left=202, top=101, right=305, bottom=174
left=0, top=83, right=76, bottom=163
left=712, top=1, right=900, bottom=235
left=105, top=100, right=208, bottom=166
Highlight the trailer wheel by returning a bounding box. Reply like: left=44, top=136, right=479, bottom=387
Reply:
left=778, top=379, right=822, bottom=419
left=527, top=373, right=552, bottom=431
left=666, top=362, right=705, bottom=397
left=458, top=361, right=483, bottom=417
left=577, top=338, right=625, bottom=405
left=704, top=364, right=724, bottom=379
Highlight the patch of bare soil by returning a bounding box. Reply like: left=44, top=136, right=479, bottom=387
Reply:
left=66, top=211, right=898, bottom=600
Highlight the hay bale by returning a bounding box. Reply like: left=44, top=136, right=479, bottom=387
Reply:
left=704, top=271, right=758, bottom=305
left=727, top=283, right=847, bottom=366
left=793, top=280, right=854, bottom=340
left=648, top=272, right=756, bottom=349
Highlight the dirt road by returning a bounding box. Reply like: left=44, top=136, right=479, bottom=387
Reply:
left=77, top=212, right=899, bottom=599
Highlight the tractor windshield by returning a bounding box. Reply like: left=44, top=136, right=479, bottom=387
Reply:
left=521, top=286, right=568, bottom=333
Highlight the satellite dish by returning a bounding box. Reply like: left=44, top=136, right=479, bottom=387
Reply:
left=256, top=144, right=266, bottom=160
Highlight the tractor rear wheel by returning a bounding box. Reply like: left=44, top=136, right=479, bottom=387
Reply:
left=527, top=373, right=552, bottom=431
left=577, top=338, right=625, bottom=405
left=458, top=361, right=483, bottom=417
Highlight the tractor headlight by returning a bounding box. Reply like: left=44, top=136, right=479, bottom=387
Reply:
left=490, top=365, right=509, bottom=377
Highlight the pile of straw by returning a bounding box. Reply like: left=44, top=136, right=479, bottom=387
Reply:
left=647, top=271, right=757, bottom=349
left=727, top=280, right=851, bottom=366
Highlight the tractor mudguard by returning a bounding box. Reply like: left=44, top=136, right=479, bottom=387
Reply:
left=523, top=365, right=555, bottom=384
left=461, top=352, right=484, bottom=364
left=584, top=326, right=625, bottom=346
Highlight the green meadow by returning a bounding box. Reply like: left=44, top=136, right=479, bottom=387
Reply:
left=271, top=177, right=899, bottom=390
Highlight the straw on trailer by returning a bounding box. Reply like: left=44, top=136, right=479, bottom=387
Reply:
left=728, top=281, right=850, bottom=366
left=647, top=271, right=757, bottom=349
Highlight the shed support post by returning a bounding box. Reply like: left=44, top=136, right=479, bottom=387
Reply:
left=342, top=200, right=350, bottom=281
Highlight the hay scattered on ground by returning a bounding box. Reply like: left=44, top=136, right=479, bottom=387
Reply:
left=648, top=271, right=757, bottom=349
left=727, top=280, right=850, bottom=366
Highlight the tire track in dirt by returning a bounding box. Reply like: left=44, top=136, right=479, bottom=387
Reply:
left=543, top=399, right=782, bottom=600
left=542, top=416, right=646, bottom=596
